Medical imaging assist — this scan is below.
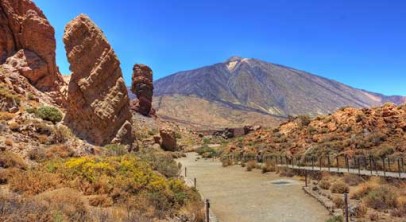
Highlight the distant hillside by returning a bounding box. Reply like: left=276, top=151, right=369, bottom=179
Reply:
left=150, top=56, right=405, bottom=129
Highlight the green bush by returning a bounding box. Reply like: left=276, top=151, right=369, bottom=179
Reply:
left=104, top=144, right=128, bottom=156
left=138, top=150, right=180, bottom=178
left=36, top=106, right=63, bottom=123
left=196, top=145, right=217, bottom=158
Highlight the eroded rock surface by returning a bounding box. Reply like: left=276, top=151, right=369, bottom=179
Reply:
left=130, top=64, right=154, bottom=116
left=0, top=0, right=62, bottom=91
left=63, top=14, right=133, bottom=146
left=159, top=127, right=177, bottom=151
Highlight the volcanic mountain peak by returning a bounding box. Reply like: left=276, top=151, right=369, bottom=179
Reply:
left=154, top=57, right=406, bottom=129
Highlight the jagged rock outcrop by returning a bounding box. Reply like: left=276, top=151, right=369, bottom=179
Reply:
left=0, top=0, right=62, bottom=91
left=130, top=64, right=154, bottom=116
left=63, top=14, right=133, bottom=146
left=159, top=127, right=177, bottom=151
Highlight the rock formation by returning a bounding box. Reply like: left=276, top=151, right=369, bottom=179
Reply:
left=159, top=127, right=177, bottom=151
left=130, top=64, right=154, bottom=116
left=0, top=0, right=62, bottom=91
left=63, top=14, right=133, bottom=146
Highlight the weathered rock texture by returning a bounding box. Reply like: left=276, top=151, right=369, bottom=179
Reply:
left=130, top=64, right=154, bottom=116
left=0, top=0, right=62, bottom=91
left=63, top=14, right=133, bottom=146
left=159, top=127, right=177, bottom=151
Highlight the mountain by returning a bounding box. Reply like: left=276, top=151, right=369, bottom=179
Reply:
left=151, top=56, right=406, bottom=129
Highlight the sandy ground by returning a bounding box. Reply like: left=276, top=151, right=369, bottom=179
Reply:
left=178, top=153, right=330, bottom=222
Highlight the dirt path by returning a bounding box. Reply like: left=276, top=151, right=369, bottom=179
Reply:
left=178, top=153, right=330, bottom=222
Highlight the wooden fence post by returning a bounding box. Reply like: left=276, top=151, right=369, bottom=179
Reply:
left=305, top=171, right=308, bottom=187
left=205, top=199, right=210, bottom=222
left=194, top=178, right=197, bottom=188
left=369, top=156, right=373, bottom=175
left=344, top=193, right=349, bottom=222
left=185, top=167, right=187, bottom=177
left=327, top=155, right=331, bottom=172
left=388, top=158, right=391, bottom=172
left=357, top=156, right=361, bottom=175
left=398, top=159, right=401, bottom=178
left=336, top=156, right=339, bottom=172
left=345, top=156, right=349, bottom=172
left=319, top=157, right=322, bottom=171
left=312, top=157, right=315, bottom=170
left=382, top=157, right=386, bottom=177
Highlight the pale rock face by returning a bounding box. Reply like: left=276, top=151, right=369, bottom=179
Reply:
left=0, top=0, right=63, bottom=91
left=63, top=14, right=134, bottom=146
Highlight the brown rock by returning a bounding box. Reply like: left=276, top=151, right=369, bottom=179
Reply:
left=0, top=0, right=63, bottom=91
left=130, top=64, right=153, bottom=116
left=153, top=135, right=161, bottom=144
left=63, top=14, right=133, bottom=146
left=159, top=127, right=177, bottom=151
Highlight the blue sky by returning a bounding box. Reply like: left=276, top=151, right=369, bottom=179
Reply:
left=33, top=0, right=406, bottom=95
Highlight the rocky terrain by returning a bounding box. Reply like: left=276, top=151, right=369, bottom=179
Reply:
left=63, top=14, right=134, bottom=147
left=0, top=1, right=203, bottom=221
left=225, top=102, right=406, bottom=159
left=154, top=56, right=406, bottom=129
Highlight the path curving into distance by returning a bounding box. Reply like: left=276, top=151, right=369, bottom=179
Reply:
left=178, top=153, right=330, bottom=222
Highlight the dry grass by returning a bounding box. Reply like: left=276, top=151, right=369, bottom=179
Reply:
left=0, top=151, right=27, bottom=169
left=319, top=178, right=331, bottom=190
left=46, top=145, right=74, bottom=159
left=4, top=138, right=13, bottom=147
left=246, top=160, right=257, bottom=171
left=88, top=195, right=113, bottom=207
left=343, top=174, right=363, bottom=186
left=262, top=161, right=276, bottom=173
left=8, top=170, right=63, bottom=195
left=0, top=112, right=15, bottom=121
left=332, top=195, right=344, bottom=208
left=363, top=185, right=398, bottom=210
left=330, top=181, right=349, bottom=194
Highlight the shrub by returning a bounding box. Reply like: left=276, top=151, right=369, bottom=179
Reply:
left=319, top=179, right=331, bottom=190
left=326, top=215, right=343, bottom=222
left=46, top=145, right=75, bottom=159
left=221, top=158, right=233, bottom=167
left=246, top=161, right=257, bottom=171
left=343, top=174, right=363, bottom=186
left=105, top=144, right=128, bottom=156
left=364, top=186, right=398, bottom=210
left=330, top=181, right=349, bottom=194
left=0, top=151, right=27, bottom=169
left=141, top=151, right=180, bottom=178
left=0, top=112, right=15, bottom=121
left=4, top=138, right=13, bottom=146
left=88, top=195, right=113, bottom=207
left=36, top=106, right=63, bottom=123
left=333, top=196, right=345, bottom=208
left=262, top=161, right=275, bottom=173
left=353, top=203, right=368, bottom=218
left=196, top=145, right=217, bottom=158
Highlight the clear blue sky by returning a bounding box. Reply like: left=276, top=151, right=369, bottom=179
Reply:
left=33, top=0, right=406, bottom=96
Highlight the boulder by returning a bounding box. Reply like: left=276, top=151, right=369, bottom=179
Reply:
left=130, top=64, right=154, bottom=116
left=0, top=0, right=63, bottom=91
left=63, top=14, right=133, bottom=146
left=159, top=127, right=177, bottom=151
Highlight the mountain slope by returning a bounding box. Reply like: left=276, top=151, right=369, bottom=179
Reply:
left=153, top=56, right=405, bottom=129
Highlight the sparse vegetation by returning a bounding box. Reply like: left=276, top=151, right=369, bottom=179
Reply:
left=330, top=181, right=349, bottom=194
left=196, top=145, right=218, bottom=158
left=35, top=106, right=63, bottom=123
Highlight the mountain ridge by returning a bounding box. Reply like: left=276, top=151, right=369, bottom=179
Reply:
left=146, top=56, right=406, bottom=129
